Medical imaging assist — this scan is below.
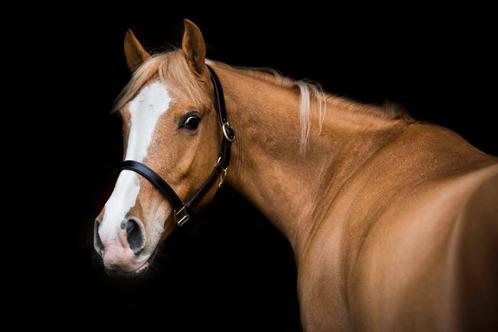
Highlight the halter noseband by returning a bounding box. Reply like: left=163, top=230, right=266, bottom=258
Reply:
left=117, top=65, right=235, bottom=227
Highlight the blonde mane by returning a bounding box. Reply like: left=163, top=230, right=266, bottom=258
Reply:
left=115, top=49, right=410, bottom=153
left=208, top=61, right=328, bottom=153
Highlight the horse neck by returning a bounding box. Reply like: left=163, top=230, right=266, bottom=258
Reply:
left=212, top=63, right=408, bottom=255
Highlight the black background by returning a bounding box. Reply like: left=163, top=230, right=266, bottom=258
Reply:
left=24, top=4, right=497, bottom=331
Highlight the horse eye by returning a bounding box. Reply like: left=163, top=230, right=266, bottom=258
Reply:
left=180, top=113, right=201, bottom=131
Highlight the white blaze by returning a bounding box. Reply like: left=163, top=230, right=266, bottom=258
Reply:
left=99, top=81, right=171, bottom=242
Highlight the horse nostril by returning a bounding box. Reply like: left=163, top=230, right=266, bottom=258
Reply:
left=94, top=220, right=104, bottom=257
left=124, top=218, right=144, bottom=255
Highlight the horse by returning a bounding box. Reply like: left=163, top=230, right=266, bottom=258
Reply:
left=94, top=19, right=498, bottom=331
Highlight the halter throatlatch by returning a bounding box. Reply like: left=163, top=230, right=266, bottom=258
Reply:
left=117, top=65, right=235, bottom=227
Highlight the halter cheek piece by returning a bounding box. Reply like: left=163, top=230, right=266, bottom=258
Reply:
left=117, top=65, right=235, bottom=227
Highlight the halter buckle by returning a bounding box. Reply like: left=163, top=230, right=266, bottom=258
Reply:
left=219, top=167, right=228, bottom=188
left=222, top=122, right=235, bottom=142
left=175, top=206, right=189, bottom=227
left=215, top=157, right=228, bottom=188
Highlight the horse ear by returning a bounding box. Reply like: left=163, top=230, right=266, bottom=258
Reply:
left=182, top=19, right=206, bottom=75
left=124, top=29, right=151, bottom=72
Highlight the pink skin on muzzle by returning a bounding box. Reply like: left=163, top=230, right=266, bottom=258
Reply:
left=102, top=229, right=149, bottom=273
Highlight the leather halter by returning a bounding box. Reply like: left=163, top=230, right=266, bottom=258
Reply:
left=117, top=65, right=235, bottom=227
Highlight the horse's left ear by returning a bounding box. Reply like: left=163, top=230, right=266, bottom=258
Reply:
left=124, top=29, right=151, bottom=72
left=182, top=19, right=206, bottom=75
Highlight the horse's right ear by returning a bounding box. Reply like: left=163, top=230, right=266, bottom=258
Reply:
left=181, top=19, right=206, bottom=76
left=124, top=29, right=151, bottom=72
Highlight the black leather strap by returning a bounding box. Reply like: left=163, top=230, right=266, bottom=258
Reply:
left=116, top=65, right=234, bottom=227
left=208, top=65, right=235, bottom=169
left=117, top=160, right=190, bottom=225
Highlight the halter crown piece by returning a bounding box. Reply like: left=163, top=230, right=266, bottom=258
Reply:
left=117, top=65, right=235, bottom=227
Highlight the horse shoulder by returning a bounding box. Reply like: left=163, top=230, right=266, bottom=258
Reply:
left=349, top=160, right=498, bottom=331
left=297, top=123, right=497, bottom=331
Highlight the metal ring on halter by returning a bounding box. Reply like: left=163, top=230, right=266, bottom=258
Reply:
left=222, top=122, right=235, bottom=142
